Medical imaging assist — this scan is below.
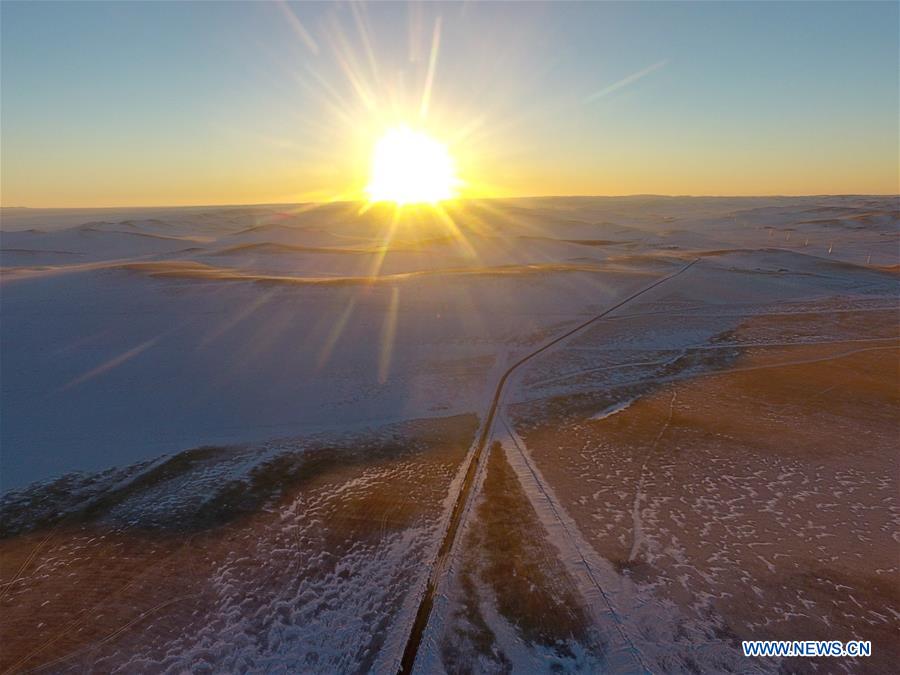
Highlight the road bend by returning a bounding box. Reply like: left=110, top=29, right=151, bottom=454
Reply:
left=397, top=258, right=699, bottom=674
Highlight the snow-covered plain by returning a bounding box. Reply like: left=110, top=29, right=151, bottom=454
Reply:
left=1, top=195, right=897, bottom=673
left=3, top=196, right=895, bottom=490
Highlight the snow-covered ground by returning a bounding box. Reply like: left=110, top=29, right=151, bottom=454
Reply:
left=1, top=196, right=897, bottom=672
left=3, top=196, right=895, bottom=491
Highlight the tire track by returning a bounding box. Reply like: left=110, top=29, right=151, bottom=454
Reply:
left=397, top=258, right=699, bottom=674
left=500, top=414, right=648, bottom=672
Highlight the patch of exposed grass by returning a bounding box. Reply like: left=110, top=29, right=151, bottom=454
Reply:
left=477, top=442, right=591, bottom=652
left=440, top=563, right=511, bottom=675
left=0, top=414, right=479, bottom=538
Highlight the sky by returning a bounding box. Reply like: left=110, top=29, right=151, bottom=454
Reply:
left=2, top=1, right=898, bottom=207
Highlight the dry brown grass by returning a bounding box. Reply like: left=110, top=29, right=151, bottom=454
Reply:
left=476, top=443, right=591, bottom=650
left=440, top=442, right=596, bottom=671
left=517, top=306, right=899, bottom=673
left=0, top=415, right=478, bottom=673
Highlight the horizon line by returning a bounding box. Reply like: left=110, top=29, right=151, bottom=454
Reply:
left=2, top=192, right=898, bottom=211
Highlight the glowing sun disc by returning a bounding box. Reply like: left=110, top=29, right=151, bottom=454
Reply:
left=366, top=126, right=458, bottom=205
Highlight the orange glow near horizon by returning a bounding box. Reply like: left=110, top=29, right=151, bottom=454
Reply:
left=1, top=3, right=897, bottom=209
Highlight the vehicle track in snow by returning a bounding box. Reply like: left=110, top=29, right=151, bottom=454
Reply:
left=397, top=258, right=699, bottom=674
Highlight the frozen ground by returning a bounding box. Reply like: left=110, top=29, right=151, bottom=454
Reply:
left=1, top=195, right=897, bottom=672
left=0, top=415, right=477, bottom=672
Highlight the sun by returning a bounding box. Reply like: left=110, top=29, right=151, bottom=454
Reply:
left=366, top=126, right=459, bottom=205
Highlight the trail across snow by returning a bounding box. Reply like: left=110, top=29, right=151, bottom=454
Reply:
left=402, top=259, right=699, bottom=674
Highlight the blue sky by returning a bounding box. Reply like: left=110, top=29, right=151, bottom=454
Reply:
left=2, top=1, right=897, bottom=206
